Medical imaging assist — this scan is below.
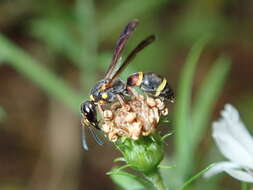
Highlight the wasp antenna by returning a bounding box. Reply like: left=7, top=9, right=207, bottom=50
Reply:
left=81, top=126, right=89, bottom=151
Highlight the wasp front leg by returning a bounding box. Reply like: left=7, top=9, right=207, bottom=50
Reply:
left=97, top=103, right=105, bottom=120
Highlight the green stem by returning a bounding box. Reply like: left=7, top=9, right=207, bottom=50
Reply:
left=144, top=169, right=167, bottom=190
left=241, top=182, right=248, bottom=190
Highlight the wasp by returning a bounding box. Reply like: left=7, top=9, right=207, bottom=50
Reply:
left=80, top=19, right=175, bottom=150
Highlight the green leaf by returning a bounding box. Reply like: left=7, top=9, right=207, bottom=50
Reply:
left=0, top=34, right=82, bottom=112
left=98, top=0, right=167, bottom=40
left=174, top=37, right=208, bottom=179
left=158, top=164, right=176, bottom=169
left=161, top=131, right=174, bottom=141
left=114, top=157, right=126, bottom=163
left=179, top=164, right=214, bottom=190
left=109, top=170, right=151, bottom=190
left=241, top=182, right=248, bottom=190
left=107, top=164, right=133, bottom=175
left=191, top=56, right=230, bottom=149
left=74, top=0, right=98, bottom=87
left=30, top=16, right=85, bottom=67
left=75, top=0, right=97, bottom=52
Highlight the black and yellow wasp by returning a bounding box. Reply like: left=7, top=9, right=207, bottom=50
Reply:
left=80, top=19, right=175, bottom=150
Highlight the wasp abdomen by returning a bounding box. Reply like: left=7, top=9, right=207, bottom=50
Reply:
left=127, top=72, right=175, bottom=102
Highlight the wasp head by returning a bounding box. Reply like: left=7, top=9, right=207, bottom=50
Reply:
left=80, top=100, right=98, bottom=127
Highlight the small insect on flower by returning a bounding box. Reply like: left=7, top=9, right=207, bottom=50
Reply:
left=80, top=19, right=175, bottom=150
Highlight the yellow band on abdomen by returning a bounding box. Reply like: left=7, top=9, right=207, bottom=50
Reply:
left=155, top=78, right=167, bottom=97
left=136, top=72, right=143, bottom=86
left=90, top=95, right=95, bottom=101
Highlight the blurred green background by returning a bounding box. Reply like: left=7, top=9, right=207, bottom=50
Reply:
left=0, top=0, right=252, bottom=190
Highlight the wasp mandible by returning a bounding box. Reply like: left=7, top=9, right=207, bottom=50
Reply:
left=80, top=19, right=175, bottom=150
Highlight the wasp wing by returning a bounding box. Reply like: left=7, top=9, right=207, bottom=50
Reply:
left=105, top=19, right=139, bottom=80
left=88, top=126, right=104, bottom=146
left=110, top=35, right=155, bottom=82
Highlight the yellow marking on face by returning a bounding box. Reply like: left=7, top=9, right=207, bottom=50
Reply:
left=155, top=78, right=167, bottom=97
left=90, top=95, right=95, bottom=101
left=102, top=92, right=108, bottom=99
left=136, top=72, right=143, bottom=86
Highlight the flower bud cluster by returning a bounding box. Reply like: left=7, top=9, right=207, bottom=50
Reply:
left=101, top=95, right=168, bottom=142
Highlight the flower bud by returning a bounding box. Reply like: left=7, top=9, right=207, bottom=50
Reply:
left=115, top=134, right=164, bottom=173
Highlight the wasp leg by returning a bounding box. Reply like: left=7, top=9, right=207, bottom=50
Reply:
left=97, top=103, right=105, bottom=119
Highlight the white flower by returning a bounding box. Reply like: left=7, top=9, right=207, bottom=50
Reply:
left=204, top=104, right=253, bottom=183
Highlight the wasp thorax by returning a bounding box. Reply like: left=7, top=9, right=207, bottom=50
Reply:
left=101, top=94, right=169, bottom=142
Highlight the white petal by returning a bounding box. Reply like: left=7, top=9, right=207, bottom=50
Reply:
left=213, top=123, right=253, bottom=169
left=222, top=104, right=253, bottom=156
left=212, top=104, right=253, bottom=168
left=204, top=161, right=241, bottom=178
left=224, top=168, right=253, bottom=183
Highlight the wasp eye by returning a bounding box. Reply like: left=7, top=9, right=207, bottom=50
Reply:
left=81, top=102, right=90, bottom=114
left=81, top=101, right=97, bottom=116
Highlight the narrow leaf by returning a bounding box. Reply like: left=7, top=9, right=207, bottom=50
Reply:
left=179, top=164, right=214, bottom=190
left=107, top=164, right=132, bottom=175
left=110, top=170, right=151, bottom=190
left=0, top=34, right=82, bottom=112
left=174, top=37, right=208, bottom=179
left=114, top=157, right=126, bottom=163
left=158, top=164, right=176, bottom=169
left=98, top=0, right=167, bottom=39
left=191, top=56, right=230, bottom=148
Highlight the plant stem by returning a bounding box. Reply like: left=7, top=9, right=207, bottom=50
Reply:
left=144, top=169, right=167, bottom=190
left=241, top=182, right=248, bottom=190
